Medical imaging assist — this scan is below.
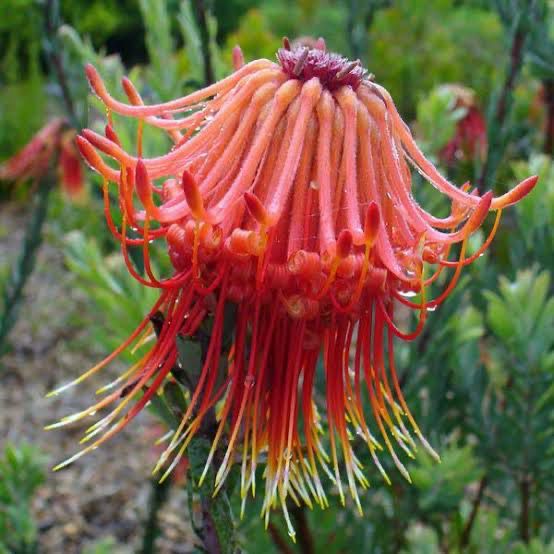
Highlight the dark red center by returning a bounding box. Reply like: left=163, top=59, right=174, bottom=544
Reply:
left=277, top=47, right=366, bottom=91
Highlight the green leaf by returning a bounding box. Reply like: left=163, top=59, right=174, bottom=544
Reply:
left=176, top=334, right=203, bottom=383
left=0, top=443, right=46, bottom=552
left=188, top=438, right=236, bottom=554
left=148, top=390, right=179, bottom=429
left=63, top=230, right=160, bottom=362
left=411, top=444, right=483, bottom=513
left=401, top=524, right=440, bottom=554
left=138, top=0, right=179, bottom=98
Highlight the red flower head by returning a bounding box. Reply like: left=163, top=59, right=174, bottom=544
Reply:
left=0, top=118, right=85, bottom=199
left=51, top=40, right=537, bottom=535
left=439, top=84, right=488, bottom=166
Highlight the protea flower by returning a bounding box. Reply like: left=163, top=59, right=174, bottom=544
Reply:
left=0, top=118, right=85, bottom=199
left=438, top=84, right=488, bottom=166
left=49, top=39, right=537, bottom=536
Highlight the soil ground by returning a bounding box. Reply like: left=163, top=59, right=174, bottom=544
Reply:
left=0, top=203, right=197, bottom=553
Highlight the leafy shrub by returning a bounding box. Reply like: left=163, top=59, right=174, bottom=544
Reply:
left=0, top=443, right=46, bottom=554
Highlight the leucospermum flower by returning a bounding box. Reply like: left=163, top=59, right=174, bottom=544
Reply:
left=50, top=39, right=537, bottom=536
left=0, top=118, right=85, bottom=199
left=439, top=84, right=488, bottom=166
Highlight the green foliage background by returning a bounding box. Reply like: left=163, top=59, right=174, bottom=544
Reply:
left=0, top=0, right=553, bottom=553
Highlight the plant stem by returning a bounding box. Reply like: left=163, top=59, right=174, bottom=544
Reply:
left=44, top=0, right=80, bottom=129
left=391, top=482, right=405, bottom=553
left=187, top=436, right=235, bottom=554
left=519, top=476, right=531, bottom=543
left=192, top=0, right=215, bottom=86
left=268, top=522, right=295, bottom=554
left=141, top=479, right=171, bottom=554
left=200, top=495, right=222, bottom=554
left=460, top=475, right=488, bottom=549
left=0, top=174, right=54, bottom=355
left=347, top=0, right=362, bottom=60
left=478, top=6, right=532, bottom=191
left=347, top=0, right=389, bottom=62
left=174, top=308, right=236, bottom=554
left=291, top=506, right=315, bottom=554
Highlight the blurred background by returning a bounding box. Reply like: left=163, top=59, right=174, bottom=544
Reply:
left=0, top=0, right=553, bottom=552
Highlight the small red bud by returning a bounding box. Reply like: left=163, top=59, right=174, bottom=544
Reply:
left=364, top=201, right=380, bottom=245
left=135, top=159, right=153, bottom=208
left=121, top=77, right=142, bottom=105
left=76, top=136, right=104, bottom=172
left=466, top=191, right=493, bottom=234
left=105, top=124, right=121, bottom=146
left=182, top=170, right=206, bottom=220
left=336, top=229, right=353, bottom=259
left=232, top=46, right=245, bottom=71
